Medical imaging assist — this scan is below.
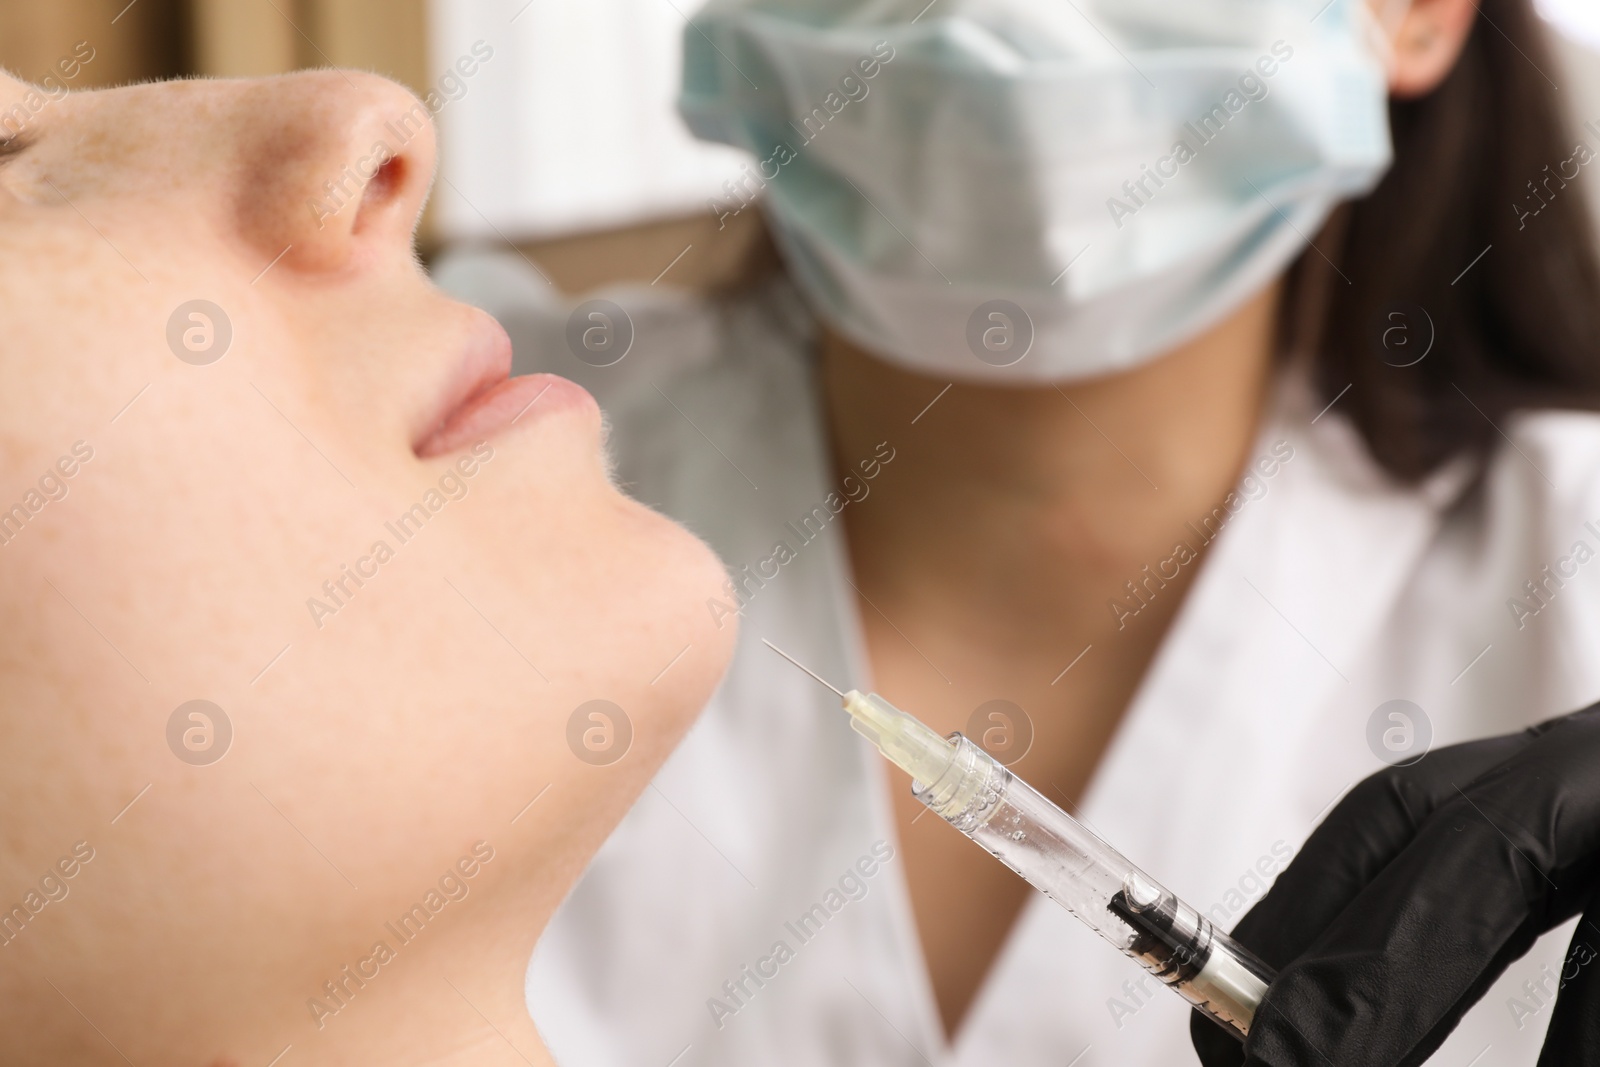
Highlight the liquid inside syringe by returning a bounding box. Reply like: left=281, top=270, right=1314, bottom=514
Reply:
left=764, top=642, right=1275, bottom=1042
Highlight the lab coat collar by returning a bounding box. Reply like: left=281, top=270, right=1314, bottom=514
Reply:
left=1085, top=369, right=1473, bottom=866
left=951, top=370, right=1474, bottom=1063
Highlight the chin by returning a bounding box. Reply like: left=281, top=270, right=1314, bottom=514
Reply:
left=613, top=490, right=738, bottom=742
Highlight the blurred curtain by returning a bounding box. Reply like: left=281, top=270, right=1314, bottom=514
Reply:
left=189, top=0, right=429, bottom=92
left=428, top=0, right=751, bottom=243
left=0, top=0, right=187, bottom=87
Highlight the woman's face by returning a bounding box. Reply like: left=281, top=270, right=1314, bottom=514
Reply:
left=0, top=69, right=733, bottom=1063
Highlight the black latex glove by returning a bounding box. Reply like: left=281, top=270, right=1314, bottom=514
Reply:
left=1191, top=701, right=1600, bottom=1066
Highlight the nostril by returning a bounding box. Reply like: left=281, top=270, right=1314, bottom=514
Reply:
left=354, top=155, right=407, bottom=230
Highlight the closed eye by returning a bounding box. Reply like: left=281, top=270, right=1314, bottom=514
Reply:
left=0, top=133, right=33, bottom=166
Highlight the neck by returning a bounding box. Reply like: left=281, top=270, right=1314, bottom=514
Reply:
left=25, top=888, right=561, bottom=1067
left=289, top=906, right=557, bottom=1067
left=820, top=284, right=1284, bottom=1040
left=822, top=283, right=1282, bottom=639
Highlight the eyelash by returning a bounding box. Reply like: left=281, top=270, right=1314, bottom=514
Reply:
left=0, top=134, right=32, bottom=165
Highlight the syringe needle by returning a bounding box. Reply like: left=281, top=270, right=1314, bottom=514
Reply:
left=761, top=639, right=846, bottom=698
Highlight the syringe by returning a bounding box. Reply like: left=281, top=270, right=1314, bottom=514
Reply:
left=765, top=642, right=1275, bottom=1041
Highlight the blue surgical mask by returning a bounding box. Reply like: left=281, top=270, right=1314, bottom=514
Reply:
left=681, top=0, right=1393, bottom=383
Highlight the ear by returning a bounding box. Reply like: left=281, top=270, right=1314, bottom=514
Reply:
left=1377, top=0, right=1480, bottom=98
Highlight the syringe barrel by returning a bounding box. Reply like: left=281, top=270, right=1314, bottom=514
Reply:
left=911, top=733, right=1275, bottom=1040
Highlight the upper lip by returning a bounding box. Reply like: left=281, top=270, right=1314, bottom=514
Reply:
left=411, top=311, right=512, bottom=455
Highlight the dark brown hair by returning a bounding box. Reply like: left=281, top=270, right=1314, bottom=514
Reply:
left=1291, top=0, right=1600, bottom=481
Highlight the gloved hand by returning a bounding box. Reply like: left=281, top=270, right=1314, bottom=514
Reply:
left=1191, top=701, right=1600, bottom=1066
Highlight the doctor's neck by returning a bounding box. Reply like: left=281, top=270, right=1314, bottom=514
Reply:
left=819, top=281, right=1283, bottom=1033
left=821, top=282, right=1281, bottom=605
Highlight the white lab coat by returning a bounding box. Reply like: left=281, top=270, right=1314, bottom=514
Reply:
left=437, top=253, right=1600, bottom=1067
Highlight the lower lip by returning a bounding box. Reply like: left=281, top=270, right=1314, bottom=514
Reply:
left=415, top=374, right=595, bottom=459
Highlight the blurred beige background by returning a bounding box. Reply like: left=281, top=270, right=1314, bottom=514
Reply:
left=0, top=1, right=427, bottom=92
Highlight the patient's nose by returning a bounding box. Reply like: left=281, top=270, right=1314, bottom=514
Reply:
left=231, top=70, right=436, bottom=274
